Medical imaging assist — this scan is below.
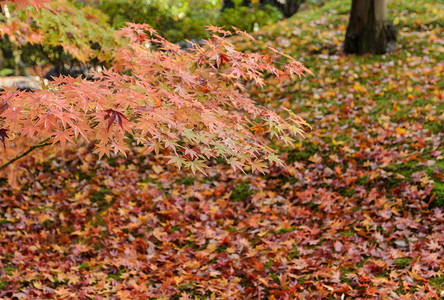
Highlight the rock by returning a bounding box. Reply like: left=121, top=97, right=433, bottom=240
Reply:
left=45, top=65, right=95, bottom=81
left=0, top=76, right=42, bottom=91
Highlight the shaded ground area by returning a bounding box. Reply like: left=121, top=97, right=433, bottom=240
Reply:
left=0, top=0, right=443, bottom=298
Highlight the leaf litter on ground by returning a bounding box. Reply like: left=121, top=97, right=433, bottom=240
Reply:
left=0, top=0, right=443, bottom=298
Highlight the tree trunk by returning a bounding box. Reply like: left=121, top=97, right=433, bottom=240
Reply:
left=344, top=0, right=397, bottom=54
left=221, top=0, right=251, bottom=10
left=222, top=0, right=235, bottom=10
left=222, top=0, right=305, bottom=18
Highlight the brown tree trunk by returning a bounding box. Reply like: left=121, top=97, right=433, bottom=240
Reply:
left=344, top=0, right=397, bottom=54
left=222, top=0, right=305, bottom=18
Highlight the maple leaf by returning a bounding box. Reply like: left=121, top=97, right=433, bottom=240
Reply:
left=94, top=142, right=110, bottom=159
left=0, top=128, right=8, bottom=149
left=219, top=53, right=231, bottom=66
left=103, top=109, right=127, bottom=132
left=187, top=159, right=207, bottom=175
left=205, top=25, right=232, bottom=36
left=250, top=159, right=267, bottom=174
left=231, top=26, right=255, bottom=40
left=3, top=0, right=50, bottom=11
left=167, top=155, right=187, bottom=169
left=0, top=100, right=9, bottom=115
left=227, top=158, right=245, bottom=172
left=52, top=130, right=74, bottom=149
left=111, top=140, right=128, bottom=156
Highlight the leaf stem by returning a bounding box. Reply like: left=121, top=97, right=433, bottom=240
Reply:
left=0, top=137, right=52, bottom=171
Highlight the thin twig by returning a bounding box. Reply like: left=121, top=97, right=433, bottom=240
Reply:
left=0, top=137, right=52, bottom=171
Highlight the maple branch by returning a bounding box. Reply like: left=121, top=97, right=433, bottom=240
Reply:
left=0, top=137, right=52, bottom=171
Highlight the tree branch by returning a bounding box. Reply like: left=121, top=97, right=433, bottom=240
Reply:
left=0, top=137, right=52, bottom=171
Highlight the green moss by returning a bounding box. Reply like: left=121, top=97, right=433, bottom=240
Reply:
left=79, top=262, right=89, bottom=271
left=289, top=245, right=300, bottom=259
left=341, top=230, right=355, bottom=237
left=430, top=182, right=444, bottom=209
left=89, top=187, right=114, bottom=227
left=287, top=143, right=320, bottom=164
left=4, top=265, right=15, bottom=275
left=92, top=213, right=107, bottom=227
left=385, top=162, right=418, bottom=179
left=43, top=219, right=55, bottom=229
left=92, top=243, right=103, bottom=251
left=230, top=181, right=253, bottom=202
left=0, top=278, right=6, bottom=290
left=356, top=175, right=369, bottom=186
left=90, top=187, right=111, bottom=203
left=264, top=260, right=274, bottom=269
left=75, top=170, right=94, bottom=182
left=278, top=226, right=296, bottom=234
left=107, top=266, right=125, bottom=281
left=429, top=276, right=444, bottom=292
left=0, top=219, right=13, bottom=225
left=170, top=226, right=180, bottom=232
left=0, top=177, right=7, bottom=187
left=307, top=201, right=319, bottom=210
left=178, top=282, right=197, bottom=292
left=356, top=258, right=371, bottom=268
left=340, top=268, right=354, bottom=284
left=393, top=258, right=413, bottom=269
left=330, top=134, right=354, bottom=146
left=227, top=226, right=240, bottom=233
left=65, top=223, right=74, bottom=234
left=176, top=177, right=196, bottom=186
left=216, top=244, right=229, bottom=253
left=105, top=155, right=119, bottom=167
left=107, top=273, right=122, bottom=281
left=383, top=162, right=419, bottom=192
left=200, top=173, right=221, bottom=183
left=337, top=187, right=355, bottom=198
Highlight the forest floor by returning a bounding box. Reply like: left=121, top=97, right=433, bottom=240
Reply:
left=0, top=0, right=443, bottom=298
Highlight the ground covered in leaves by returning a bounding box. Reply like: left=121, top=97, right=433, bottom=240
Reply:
left=1, top=0, right=443, bottom=298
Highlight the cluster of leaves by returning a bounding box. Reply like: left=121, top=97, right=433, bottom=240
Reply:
left=0, top=0, right=120, bottom=64
left=0, top=19, right=311, bottom=174
left=0, top=0, right=283, bottom=73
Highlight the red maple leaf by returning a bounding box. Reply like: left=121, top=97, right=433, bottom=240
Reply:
left=103, top=109, right=127, bottom=132
left=0, top=128, right=9, bottom=149
left=0, top=101, right=8, bottom=115
left=219, top=53, right=230, bottom=65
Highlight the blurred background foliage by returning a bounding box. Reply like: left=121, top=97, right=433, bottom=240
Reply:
left=86, top=0, right=284, bottom=43
left=0, top=0, right=325, bottom=77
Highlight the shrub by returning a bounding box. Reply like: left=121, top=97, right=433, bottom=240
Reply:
left=93, top=0, right=220, bottom=43
left=0, top=0, right=121, bottom=73
left=218, top=1, right=282, bottom=33
left=88, top=0, right=282, bottom=43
